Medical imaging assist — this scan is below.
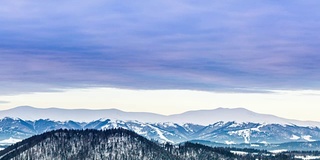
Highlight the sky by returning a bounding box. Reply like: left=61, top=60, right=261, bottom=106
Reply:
left=0, top=1, right=320, bottom=121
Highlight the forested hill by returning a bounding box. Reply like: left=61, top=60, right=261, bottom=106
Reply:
left=0, top=128, right=294, bottom=160
left=0, top=128, right=177, bottom=160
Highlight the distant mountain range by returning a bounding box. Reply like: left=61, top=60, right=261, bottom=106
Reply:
left=1, top=106, right=319, bottom=126
left=1, top=106, right=320, bottom=151
left=1, top=118, right=320, bottom=151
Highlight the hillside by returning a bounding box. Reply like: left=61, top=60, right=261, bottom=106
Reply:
left=0, top=128, right=177, bottom=160
left=0, top=129, right=243, bottom=160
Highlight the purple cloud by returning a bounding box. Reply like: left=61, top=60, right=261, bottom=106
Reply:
left=0, top=0, right=320, bottom=94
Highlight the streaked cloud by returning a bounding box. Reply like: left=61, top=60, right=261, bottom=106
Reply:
left=1, top=0, right=320, bottom=94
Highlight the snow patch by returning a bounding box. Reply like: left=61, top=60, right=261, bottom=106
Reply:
left=270, top=149, right=287, bottom=153
left=290, top=134, right=300, bottom=140
left=130, top=126, right=147, bottom=135
left=229, top=122, right=241, bottom=128
left=231, top=151, right=248, bottom=155
left=225, top=140, right=236, bottom=145
left=228, top=129, right=251, bottom=143
left=182, top=124, right=194, bottom=132
left=147, top=124, right=173, bottom=143
left=251, top=123, right=267, bottom=132
left=301, top=135, right=315, bottom=142
left=161, top=122, right=177, bottom=128
left=251, top=128, right=260, bottom=132
left=295, top=155, right=320, bottom=160
left=0, top=137, right=22, bottom=144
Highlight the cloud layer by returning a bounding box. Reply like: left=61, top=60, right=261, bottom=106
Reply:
left=1, top=0, right=320, bottom=94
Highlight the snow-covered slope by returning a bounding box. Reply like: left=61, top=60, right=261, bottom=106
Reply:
left=1, top=117, right=320, bottom=146
left=0, top=106, right=319, bottom=126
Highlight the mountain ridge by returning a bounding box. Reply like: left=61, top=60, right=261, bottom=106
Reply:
left=0, top=106, right=319, bottom=126
left=1, top=117, right=320, bottom=147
